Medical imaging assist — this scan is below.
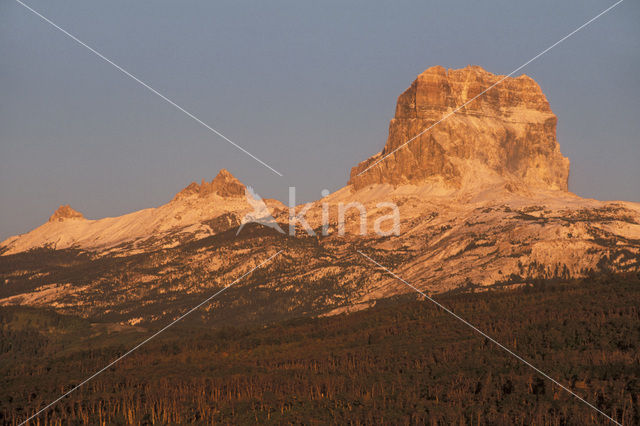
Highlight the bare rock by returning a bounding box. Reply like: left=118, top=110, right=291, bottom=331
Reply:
left=48, top=205, right=84, bottom=222
left=349, top=65, right=570, bottom=191
left=173, top=169, right=246, bottom=201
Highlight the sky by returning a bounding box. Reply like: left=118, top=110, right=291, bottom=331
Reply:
left=1, top=0, right=639, bottom=240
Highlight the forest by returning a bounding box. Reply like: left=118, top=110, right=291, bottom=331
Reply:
left=1, top=273, right=639, bottom=425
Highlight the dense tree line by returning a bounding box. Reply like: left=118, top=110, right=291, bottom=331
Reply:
left=1, top=274, right=639, bottom=424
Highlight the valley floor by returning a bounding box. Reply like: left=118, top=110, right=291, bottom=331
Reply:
left=1, top=274, right=639, bottom=425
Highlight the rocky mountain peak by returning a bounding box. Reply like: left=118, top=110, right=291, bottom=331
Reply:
left=48, top=205, right=84, bottom=222
left=211, top=169, right=245, bottom=197
left=172, top=169, right=246, bottom=201
left=349, top=65, right=570, bottom=192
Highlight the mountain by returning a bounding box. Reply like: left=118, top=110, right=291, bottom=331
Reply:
left=1, top=65, right=639, bottom=326
left=309, top=65, right=640, bottom=299
left=0, top=169, right=284, bottom=256
left=349, top=65, right=570, bottom=192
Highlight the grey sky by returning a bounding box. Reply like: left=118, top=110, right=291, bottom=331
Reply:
left=1, top=0, right=638, bottom=239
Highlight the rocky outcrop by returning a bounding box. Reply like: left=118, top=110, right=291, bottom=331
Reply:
left=173, top=169, right=246, bottom=201
left=349, top=65, right=570, bottom=191
left=48, top=205, right=84, bottom=222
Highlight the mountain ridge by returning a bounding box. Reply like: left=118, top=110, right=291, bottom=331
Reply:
left=1, top=65, right=639, bottom=324
left=0, top=169, right=282, bottom=256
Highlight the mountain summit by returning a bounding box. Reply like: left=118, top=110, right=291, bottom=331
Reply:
left=173, top=169, right=246, bottom=201
left=48, top=205, right=84, bottom=222
left=349, top=65, right=570, bottom=192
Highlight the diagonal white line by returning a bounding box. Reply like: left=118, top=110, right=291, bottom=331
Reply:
left=356, top=0, right=625, bottom=177
left=357, top=250, right=622, bottom=426
left=14, top=0, right=283, bottom=177
left=19, top=249, right=284, bottom=426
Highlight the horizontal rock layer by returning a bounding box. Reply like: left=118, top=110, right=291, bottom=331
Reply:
left=349, top=65, right=570, bottom=191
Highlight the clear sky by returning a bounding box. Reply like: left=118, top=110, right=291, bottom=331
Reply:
left=1, top=0, right=638, bottom=239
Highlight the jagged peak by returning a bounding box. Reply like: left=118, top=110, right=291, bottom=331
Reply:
left=172, top=169, right=246, bottom=201
left=212, top=168, right=240, bottom=186
left=49, top=205, right=84, bottom=222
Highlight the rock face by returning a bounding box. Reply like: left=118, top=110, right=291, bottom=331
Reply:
left=173, top=169, right=246, bottom=201
left=48, top=205, right=84, bottom=222
left=349, top=65, right=570, bottom=191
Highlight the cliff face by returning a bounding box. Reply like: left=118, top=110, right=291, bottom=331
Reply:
left=349, top=65, right=570, bottom=191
